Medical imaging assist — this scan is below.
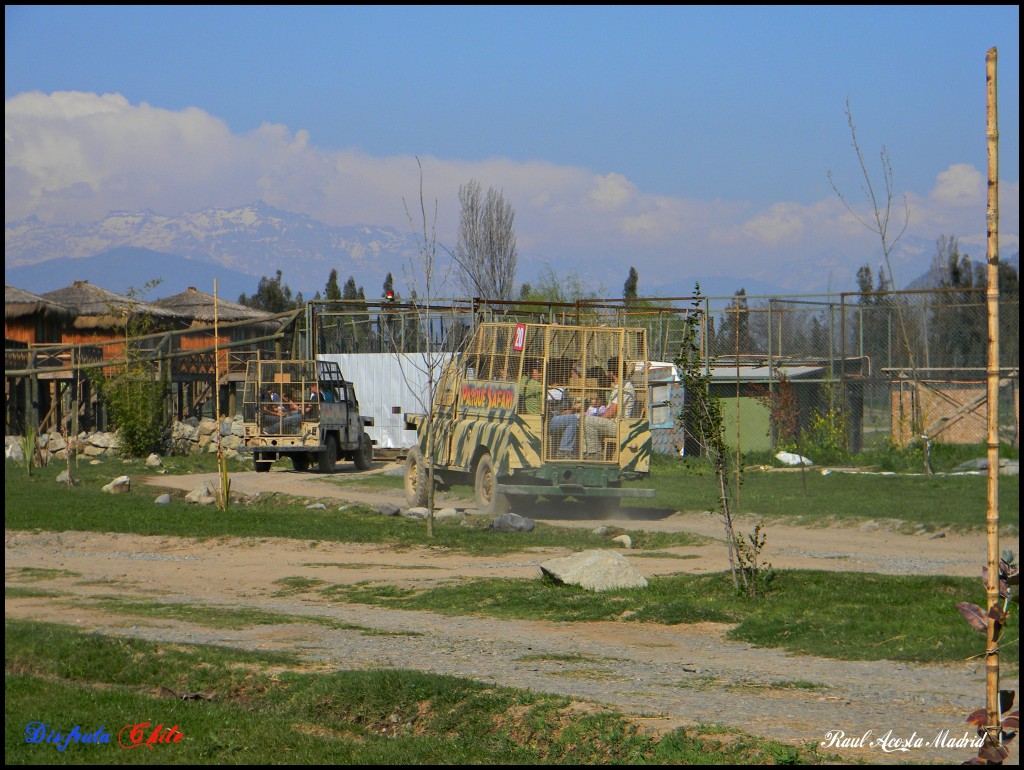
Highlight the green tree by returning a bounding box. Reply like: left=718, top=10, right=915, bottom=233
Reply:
left=343, top=276, right=359, bottom=302
left=930, top=235, right=986, bottom=369
left=325, top=269, right=342, bottom=301
left=715, top=289, right=751, bottom=356
left=238, top=270, right=300, bottom=312
left=623, top=266, right=639, bottom=306
left=676, top=284, right=770, bottom=597
left=852, top=263, right=892, bottom=369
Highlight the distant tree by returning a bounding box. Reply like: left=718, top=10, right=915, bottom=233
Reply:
left=715, top=289, right=751, bottom=356
left=623, top=266, right=639, bottom=307
left=238, top=270, right=300, bottom=312
left=516, top=267, right=599, bottom=305
left=379, top=272, right=400, bottom=347
left=930, top=235, right=986, bottom=369
left=334, top=276, right=370, bottom=351
left=325, top=269, right=342, bottom=301
left=852, top=263, right=891, bottom=368
left=453, top=179, right=518, bottom=300
left=343, top=276, right=359, bottom=301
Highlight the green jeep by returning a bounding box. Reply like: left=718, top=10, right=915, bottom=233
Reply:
left=404, top=322, right=655, bottom=514
left=241, top=359, right=374, bottom=473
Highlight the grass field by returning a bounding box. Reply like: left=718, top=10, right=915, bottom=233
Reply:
left=3, top=459, right=701, bottom=553
left=318, top=570, right=1016, bottom=666
left=5, top=450, right=1019, bottom=763
left=4, top=619, right=836, bottom=765
left=354, top=453, right=1020, bottom=532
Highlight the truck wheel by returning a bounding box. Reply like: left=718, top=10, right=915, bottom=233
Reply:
left=254, top=456, right=273, bottom=473
left=475, top=453, right=509, bottom=516
left=291, top=454, right=311, bottom=472
left=354, top=432, right=373, bottom=470
left=404, top=447, right=429, bottom=507
left=318, top=435, right=338, bottom=473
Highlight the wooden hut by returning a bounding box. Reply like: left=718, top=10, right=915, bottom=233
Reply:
left=153, top=286, right=279, bottom=336
left=41, top=280, right=185, bottom=341
left=152, top=287, right=285, bottom=417
left=5, top=285, right=74, bottom=345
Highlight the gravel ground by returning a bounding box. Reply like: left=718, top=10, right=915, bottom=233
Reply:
left=5, top=466, right=1020, bottom=764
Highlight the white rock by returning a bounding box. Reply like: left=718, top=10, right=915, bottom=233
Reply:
left=540, top=550, right=648, bottom=592
left=102, top=475, right=131, bottom=494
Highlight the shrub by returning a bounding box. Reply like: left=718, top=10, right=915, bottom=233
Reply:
left=94, top=363, right=169, bottom=458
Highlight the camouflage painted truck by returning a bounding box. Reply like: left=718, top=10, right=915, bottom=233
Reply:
left=241, top=359, right=374, bottom=473
left=404, top=322, right=655, bottom=514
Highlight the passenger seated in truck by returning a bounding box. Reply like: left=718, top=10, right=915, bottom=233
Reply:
left=550, top=366, right=611, bottom=457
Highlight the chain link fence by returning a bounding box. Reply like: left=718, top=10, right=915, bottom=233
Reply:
left=702, top=289, right=1019, bottom=455
left=308, top=289, right=1019, bottom=457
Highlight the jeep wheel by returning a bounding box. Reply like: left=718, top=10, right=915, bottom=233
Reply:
left=291, top=453, right=311, bottom=472
left=318, top=435, right=338, bottom=473
left=475, top=453, right=509, bottom=516
left=354, top=432, right=373, bottom=470
left=404, top=447, right=429, bottom=507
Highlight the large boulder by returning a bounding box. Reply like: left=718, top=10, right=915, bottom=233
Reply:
left=101, top=475, right=131, bottom=494
left=540, top=550, right=648, bottom=592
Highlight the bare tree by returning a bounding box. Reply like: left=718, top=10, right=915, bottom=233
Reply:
left=827, top=98, right=929, bottom=466
left=453, top=179, right=518, bottom=300
left=383, top=157, right=471, bottom=536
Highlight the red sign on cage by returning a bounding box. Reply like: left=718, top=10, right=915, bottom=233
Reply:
left=512, top=324, right=526, bottom=351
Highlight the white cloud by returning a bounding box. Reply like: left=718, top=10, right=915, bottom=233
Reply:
left=930, top=163, right=984, bottom=208
left=588, top=172, right=636, bottom=209
left=736, top=202, right=807, bottom=244
left=5, top=92, right=1018, bottom=293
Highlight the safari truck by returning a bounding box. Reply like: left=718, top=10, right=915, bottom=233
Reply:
left=241, top=359, right=374, bottom=473
left=404, top=322, right=655, bottom=514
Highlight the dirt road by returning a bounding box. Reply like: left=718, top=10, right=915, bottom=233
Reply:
left=5, top=465, right=1019, bottom=765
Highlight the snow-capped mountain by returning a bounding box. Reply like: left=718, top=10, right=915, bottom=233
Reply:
left=5, top=201, right=419, bottom=298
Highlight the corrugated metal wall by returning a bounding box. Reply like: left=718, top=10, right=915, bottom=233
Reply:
left=319, top=353, right=453, bottom=450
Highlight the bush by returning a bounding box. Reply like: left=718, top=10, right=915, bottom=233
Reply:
left=94, top=363, right=169, bottom=458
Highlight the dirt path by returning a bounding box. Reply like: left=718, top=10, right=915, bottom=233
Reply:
left=5, top=466, right=1020, bottom=765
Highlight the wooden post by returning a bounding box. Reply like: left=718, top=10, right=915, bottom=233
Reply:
left=983, top=45, right=1001, bottom=753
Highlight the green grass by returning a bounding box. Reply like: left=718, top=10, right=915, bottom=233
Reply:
left=323, top=570, right=1018, bottom=666
left=3, top=459, right=702, bottom=554
left=627, top=454, right=1019, bottom=531
left=5, top=619, right=836, bottom=765
left=6, top=567, right=82, bottom=582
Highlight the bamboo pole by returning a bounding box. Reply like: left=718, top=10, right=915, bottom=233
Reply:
left=214, top=280, right=230, bottom=511
left=983, top=46, right=1001, bottom=753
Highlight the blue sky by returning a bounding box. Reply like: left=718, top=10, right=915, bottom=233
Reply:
left=5, top=5, right=1020, bottom=295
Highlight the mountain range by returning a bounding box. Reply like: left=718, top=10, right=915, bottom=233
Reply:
left=5, top=200, right=1018, bottom=302
left=5, top=201, right=417, bottom=301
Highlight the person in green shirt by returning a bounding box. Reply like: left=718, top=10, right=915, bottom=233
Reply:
left=519, top=360, right=544, bottom=414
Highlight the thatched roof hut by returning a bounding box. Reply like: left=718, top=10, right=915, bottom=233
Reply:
left=5, top=285, right=74, bottom=321
left=153, top=287, right=278, bottom=326
left=40, top=280, right=184, bottom=331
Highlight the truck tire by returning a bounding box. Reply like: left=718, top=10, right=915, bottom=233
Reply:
left=354, top=432, right=373, bottom=470
left=404, top=447, right=429, bottom=507
left=475, top=453, right=509, bottom=516
left=291, top=454, right=311, bottom=472
left=254, top=456, right=273, bottom=473
left=318, top=435, right=338, bottom=473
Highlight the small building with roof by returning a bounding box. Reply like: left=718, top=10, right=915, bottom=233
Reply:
left=5, top=285, right=75, bottom=346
